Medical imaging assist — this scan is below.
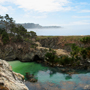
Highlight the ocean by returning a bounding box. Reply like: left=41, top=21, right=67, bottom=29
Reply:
left=27, top=27, right=90, bottom=36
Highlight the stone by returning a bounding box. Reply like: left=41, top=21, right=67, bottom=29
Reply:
left=0, top=59, right=29, bottom=90
left=25, top=73, right=37, bottom=82
left=29, top=78, right=37, bottom=82
left=84, top=85, right=90, bottom=89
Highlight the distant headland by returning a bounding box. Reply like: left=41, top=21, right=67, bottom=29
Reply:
left=17, top=23, right=61, bottom=29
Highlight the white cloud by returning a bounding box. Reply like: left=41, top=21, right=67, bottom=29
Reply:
left=0, top=5, right=15, bottom=15
left=79, top=10, right=90, bottom=13
left=0, top=5, right=8, bottom=14
left=72, top=16, right=90, bottom=18
left=33, top=14, right=47, bottom=19
left=0, top=0, right=71, bottom=12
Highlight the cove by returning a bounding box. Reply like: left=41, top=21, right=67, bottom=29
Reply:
left=8, top=61, right=90, bottom=90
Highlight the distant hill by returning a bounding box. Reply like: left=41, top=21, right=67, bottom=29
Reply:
left=18, top=23, right=61, bottom=29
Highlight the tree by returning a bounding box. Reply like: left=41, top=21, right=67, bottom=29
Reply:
left=29, top=31, right=37, bottom=38
left=1, top=29, right=9, bottom=44
left=0, top=15, right=4, bottom=28
left=4, top=14, right=10, bottom=31
left=16, top=25, right=27, bottom=37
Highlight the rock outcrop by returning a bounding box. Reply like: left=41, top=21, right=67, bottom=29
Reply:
left=0, top=59, right=29, bottom=90
left=0, top=43, right=47, bottom=61
left=0, top=43, right=69, bottom=62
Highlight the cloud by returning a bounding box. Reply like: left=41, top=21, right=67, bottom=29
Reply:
left=0, top=0, right=71, bottom=12
left=33, top=14, right=47, bottom=19
left=72, top=16, right=90, bottom=18
left=0, top=5, right=15, bottom=15
left=79, top=10, right=90, bottom=13
left=0, top=5, right=8, bottom=14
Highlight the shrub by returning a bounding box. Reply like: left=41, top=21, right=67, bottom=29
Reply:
left=80, top=37, right=90, bottom=44
left=45, top=52, right=56, bottom=63
left=2, top=30, right=9, bottom=44
left=16, top=35, right=23, bottom=42
left=2, top=37, right=8, bottom=44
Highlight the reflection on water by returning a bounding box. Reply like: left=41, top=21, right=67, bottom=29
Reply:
left=65, top=75, right=72, bottom=80
left=8, top=61, right=90, bottom=90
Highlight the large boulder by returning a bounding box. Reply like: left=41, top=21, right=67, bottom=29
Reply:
left=0, top=59, right=29, bottom=90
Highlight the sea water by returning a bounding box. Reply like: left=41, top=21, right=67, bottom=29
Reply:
left=8, top=61, right=90, bottom=90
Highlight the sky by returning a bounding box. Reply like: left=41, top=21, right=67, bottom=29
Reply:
left=0, top=0, right=90, bottom=35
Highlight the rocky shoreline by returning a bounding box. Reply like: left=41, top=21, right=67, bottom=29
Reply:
left=1, top=59, right=90, bottom=90
left=1, top=43, right=90, bottom=71
left=0, top=59, right=29, bottom=90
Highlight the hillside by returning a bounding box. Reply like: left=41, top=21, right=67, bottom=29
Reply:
left=18, top=23, right=61, bottom=29
left=37, top=36, right=90, bottom=51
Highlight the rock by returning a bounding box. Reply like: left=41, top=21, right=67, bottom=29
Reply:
left=67, top=71, right=78, bottom=76
left=61, top=68, right=67, bottom=73
left=29, top=78, right=37, bottom=82
left=84, top=85, right=90, bottom=89
left=0, top=43, right=47, bottom=62
left=0, top=59, right=29, bottom=90
left=25, top=73, right=34, bottom=79
left=25, top=73, right=37, bottom=82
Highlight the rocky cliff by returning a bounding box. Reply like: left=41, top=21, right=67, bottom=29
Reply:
left=0, top=59, right=29, bottom=90
left=37, top=36, right=85, bottom=52
left=0, top=42, right=69, bottom=62
left=0, top=42, right=48, bottom=61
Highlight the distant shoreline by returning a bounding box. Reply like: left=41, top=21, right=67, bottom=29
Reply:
left=17, top=23, right=61, bottom=29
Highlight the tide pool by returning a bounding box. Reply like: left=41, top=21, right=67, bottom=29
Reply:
left=8, top=61, right=90, bottom=90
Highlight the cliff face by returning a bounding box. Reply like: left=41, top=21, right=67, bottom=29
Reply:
left=0, top=43, right=48, bottom=61
left=38, top=37, right=58, bottom=49
left=0, top=59, right=29, bottom=90
left=37, top=36, right=85, bottom=52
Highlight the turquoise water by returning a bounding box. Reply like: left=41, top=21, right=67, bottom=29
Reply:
left=8, top=61, right=90, bottom=84
left=8, top=61, right=90, bottom=90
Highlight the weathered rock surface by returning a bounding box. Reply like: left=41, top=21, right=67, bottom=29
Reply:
left=0, top=43, right=47, bottom=61
left=0, top=43, right=69, bottom=61
left=0, top=59, right=29, bottom=90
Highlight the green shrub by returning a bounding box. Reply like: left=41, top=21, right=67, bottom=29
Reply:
left=2, top=30, right=9, bottom=44
left=49, top=48, right=52, bottom=51
left=80, top=37, right=90, bottom=44
left=59, top=56, right=73, bottom=65
left=2, top=37, right=8, bottom=44
left=45, top=52, right=56, bottom=63
left=44, top=49, right=48, bottom=52
left=16, top=35, right=23, bottom=42
left=31, top=45, right=34, bottom=48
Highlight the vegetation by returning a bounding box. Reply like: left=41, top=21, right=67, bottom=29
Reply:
left=0, top=14, right=37, bottom=44
left=80, top=36, right=90, bottom=44
left=0, top=28, right=9, bottom=44
left=0, top=14, right=90, bottom=69
left=45, top=36, right=90, bottom=67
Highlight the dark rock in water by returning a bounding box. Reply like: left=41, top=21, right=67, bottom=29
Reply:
left=25, top=73, right=34, bottom=79
left=29, top=78, right=37, bottom=82
left=25, top=73, right=37, bottom=82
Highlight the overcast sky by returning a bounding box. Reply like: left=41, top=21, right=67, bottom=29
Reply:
left=0, top=0, right=90, bottom=35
